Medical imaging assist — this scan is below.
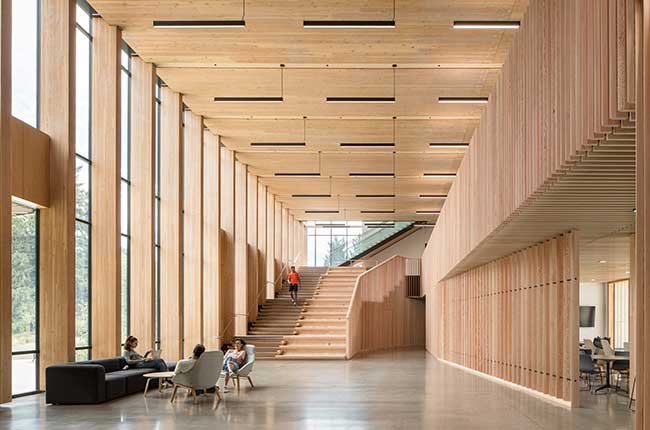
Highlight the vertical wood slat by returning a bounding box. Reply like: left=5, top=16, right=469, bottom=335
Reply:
left=266, top=193, right=275, bottom=300
left=220, top=147, right=235, bottom=342
left=203, top=131, right=220, bottom=350
left=0, top=0, right=10, bottom=403
left=159, top=86, right=183, bottom=360
left=182, top=112, right=204, bottom=356
left=90, top=18, right=121, bottom=358
left=257, top=183, right=267, bottom=306
left=129, top=57, right=156, bottom=351
left=234, top=160, right=248, bottom=336
left=274, top=201, right=282, bottom=292
left=431, top=232, right=579, bottom=405
left=37, top=0, right=76, bottom=390
left=247, top=172, right=258, bottom=323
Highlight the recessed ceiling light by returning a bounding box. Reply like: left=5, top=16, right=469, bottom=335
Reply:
left=599, top=260, right=607, bottom=264
left=591, top=279, right=596, bottom=282
left=304, top=20, right=396, bottom=29
left=214, top=97, right=283, bottom=103
left=153, top=20, right=246, bottom=28
left=291, top=194, right=332, bottom=198
left=438, top=97, right=489, bottom=104
left=626, top=271, right=631, bottom=274
left=452, top=20, right=520, bottom=29
left=326, top=97, right=395, bottom=104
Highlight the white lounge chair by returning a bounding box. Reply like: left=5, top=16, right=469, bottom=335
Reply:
left=222, top=345, right=256, bottom=393
left=170, top=350, right=223, bottom=403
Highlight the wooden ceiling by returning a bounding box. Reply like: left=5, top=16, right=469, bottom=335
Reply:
left=90, top=0, right=528, bottom=221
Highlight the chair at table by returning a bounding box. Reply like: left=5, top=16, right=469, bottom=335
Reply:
left=579, top=351, right=603, bottom=391
left=222, top=344, right=256, bottom=393
left=602, top=339, right=630, bottom=391
left=170, top=350, right=224, bottom=403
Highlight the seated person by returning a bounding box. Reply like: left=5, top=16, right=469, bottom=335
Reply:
left=223, top=338, right=247, bottom=391
left=174, top=344, right=206, bottom=375
left=122, top=335, right=167, bottom=372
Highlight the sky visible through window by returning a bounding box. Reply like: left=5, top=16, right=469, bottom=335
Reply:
left=12, top=0, right=38, bottom=127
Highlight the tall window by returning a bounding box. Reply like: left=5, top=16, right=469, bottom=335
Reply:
left=120, top=43, right=132, bottom=343
left=305, top=221, right=363, bottom=266
left=11, top=0, right=39, bottom=127
left=154, top=79, right=161, bottom=348
left=608, top=279, right=630, bottom=349
left=11, top=203, right=39, bottom=396
left=75, top=0, right=93, bottom=361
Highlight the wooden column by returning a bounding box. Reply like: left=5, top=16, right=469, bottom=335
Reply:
left=247, top=172, right=258, bottom=322
left=159, top=86, right=183, bottom=360
left=234, top=160, right=248, bottom=336
left=220, top=147, right=235, bottom=342
left=281, top=207, right=288, bottom=268
left=38, top=0, right=75, bottom=389
left=0, top=0, right=10, bottom=404
left=203, top=131, right=220, bottom=350
left=266, top=193, right=275, bottom=299
left=274, top=200, right=282, bottom=292
left=129, top=57, right=155, bottom=350
left=90, top=17, right=121, bottom=359
left=287, top=214, right=294, bottom=264
left=257, top=183, right=267, bottom=306
left=183, top=112, right=204, bottom=356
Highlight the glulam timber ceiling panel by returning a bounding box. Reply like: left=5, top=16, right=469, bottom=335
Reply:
left=89, top=0, right=526, bottom=66
left=88, top=0, right=526, bottom=221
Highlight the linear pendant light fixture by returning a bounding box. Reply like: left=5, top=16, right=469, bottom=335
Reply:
left=361, top=210, right=395, bottom=214
left=350, top=172, right=394, bottom=177
left=251, top=142, right=306, bottom=147
left=423, top=173, right=456, bottom=178
left=305, top=210, right=339, bottom=214
left=154, top=0, right=246, bottom=28
left=419, top=194, right=448, bottom=198
left=340, top=143, right=395, bottom=148
left=429, top=143, right=469, bottom=149
left=355, top=194, right=395, bottom=198
left=416, top=210, right=441, bottom=215
left=327, top=65, right=397, bottom=104
left=438, top=96, right=488, bottom=104
left=453, top=20, right=520, bottom=29
left=275, top=172, right=320, bottom=177
left=304, top=0, right=396, bottom=28
left=216, top=64, right=285, bottom=103
left=292, top=194, right=332, bottom=198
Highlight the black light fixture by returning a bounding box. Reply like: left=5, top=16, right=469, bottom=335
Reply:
left=304, top=20, right=395, bottom=28
left=365, top=223, right=395, bottom=228
left=355, top=194, right=395, bottom=198
left=305, top=210, right=339, bottom=214
left=438, top=96, right=488, bottom=104
left=419, top=194, right=447, bottom=198
left=326, top=96, right=395, bottom=104
left=429, top=143, right=469, bottom=148
left=361, top=210, right=395, bottom=214
left=340, top=143, right=395, bottom=148
left=349, top=172, right=394, bottom=177
left=153, top=20, right=246, bottom=28
left=291, top=194, right=332, bottom=198
left=275, top=173, right=320, bottom=177
left=251, top=142, right=306, bottom=147
left=416, top=210, right=441, bottom=215
left=423, top=173, right=456, bottom=178
left=453, top=20, right=520, bottom=29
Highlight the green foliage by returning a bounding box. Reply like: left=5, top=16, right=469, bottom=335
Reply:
left=322, top=237, right=348, bottom=266
left=11, top=211, right=37, bottom=350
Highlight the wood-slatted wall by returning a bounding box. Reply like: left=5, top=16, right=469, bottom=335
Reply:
left=347, top=256, right=425, bottom=359
left=234, top=160, right=248, bottom=336
left=421, top=0, right=636, bottom=289
left=431, top=232, right=580, bottom=406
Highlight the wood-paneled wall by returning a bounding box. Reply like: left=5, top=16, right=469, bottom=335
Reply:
left=90, top=17, right=121, bottom=358
left=159, top=86, right=183, bottom=360
left=234, top=160, right=248, bottom=336
left=10, top=118, right=50, bottom=207
left=183, top=111, right=204, bottom=356
left=0, top=0, right=11, bottom=404
left=38, top=0, right=76, bottom=390
left=346, top=256, right=425, bottom=359
left=257, top=183, right=267, bottom=306
left=220, top=147, right=235, bottom=342
left=129, top=57, right=156, bottom=350
left=274, top=200, right=282, bottom=292
left=203, top=131, right=221, bottom=350
left=421, top=0, right=636, bottom=288
left=429, top=232, right=580, bottom=406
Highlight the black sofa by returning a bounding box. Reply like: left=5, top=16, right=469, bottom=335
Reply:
left=46, top=357, right=176, bottom=405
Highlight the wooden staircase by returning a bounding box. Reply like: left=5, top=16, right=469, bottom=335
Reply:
left=241, top=267, right=327, bottom=359
left=278, top=266, right=366, bottom=360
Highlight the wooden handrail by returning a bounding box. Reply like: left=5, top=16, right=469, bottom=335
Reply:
left=345, top=254, right=401, bottom=320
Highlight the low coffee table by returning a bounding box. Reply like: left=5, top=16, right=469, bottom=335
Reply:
left=143, top=371, right=175, bottom=397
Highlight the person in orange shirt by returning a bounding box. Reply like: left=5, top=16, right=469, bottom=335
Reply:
left=288, top=266, right=301, bottom=306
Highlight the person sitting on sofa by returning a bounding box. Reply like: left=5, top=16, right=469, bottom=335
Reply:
left=122, top=335, right=168, bottom=372
left=223, top=338, right=247, bottom=391
left=175, top=344, right=206, bottom=375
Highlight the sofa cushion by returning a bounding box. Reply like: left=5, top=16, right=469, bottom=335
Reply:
left=105, top=373, right=127, bottom=400
left=77, top=357, right=124, bottom=373
left=110, top=369, right=154, bottom=394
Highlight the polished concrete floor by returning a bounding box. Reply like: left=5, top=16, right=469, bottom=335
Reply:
left=0, top=350, right=633, bottom=429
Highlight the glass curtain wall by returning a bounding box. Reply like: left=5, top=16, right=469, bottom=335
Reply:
left=305, top=221, right=363, bottom=266
left=120, top=43, right=132, bottom=343
left=154, top=79, right=161, bottom=349
left=11, top=0, right=39, bottom=127
left=75, top=0, right=93, bottom=361
left=11, top=204, right=39, bottom=396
